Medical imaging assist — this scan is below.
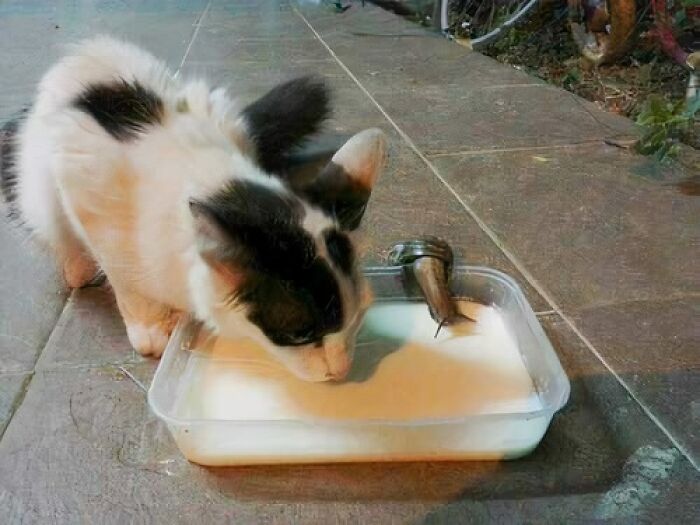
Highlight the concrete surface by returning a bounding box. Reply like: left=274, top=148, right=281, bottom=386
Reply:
left=0, top=1, right=698, bottom=523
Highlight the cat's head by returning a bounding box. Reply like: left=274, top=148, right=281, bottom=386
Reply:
left=189, top=77, right=386, bottom=381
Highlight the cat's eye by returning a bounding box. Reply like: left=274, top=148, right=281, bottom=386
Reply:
left=283, top=329, right=319, bottom=347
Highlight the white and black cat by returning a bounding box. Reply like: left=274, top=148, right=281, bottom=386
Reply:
left=0, top=36, right=386, bottom=381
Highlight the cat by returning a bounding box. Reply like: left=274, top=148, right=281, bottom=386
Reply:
left=0, top=36, right=386, bottom=382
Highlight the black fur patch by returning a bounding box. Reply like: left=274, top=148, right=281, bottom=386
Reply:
left=324, top=229, right=354, bottom=275
left=0, top=108, right=28, bottom=218
left=242, top=76, right=331, bottom=173
left=299, top=161, right=371, bottom=231
left=193, top=180, right=344, bottom=347
left=74, top=79, right=164, bottom=141
left=243, top=257, right=343, bottom=347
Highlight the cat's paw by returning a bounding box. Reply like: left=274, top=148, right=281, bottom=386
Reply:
left=126, top=323, right=170, bottom=357
left=126, top=311, right=181, bottom=358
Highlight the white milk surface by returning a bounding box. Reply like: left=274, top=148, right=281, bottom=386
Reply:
left=174, top=302, right=541, bottom=423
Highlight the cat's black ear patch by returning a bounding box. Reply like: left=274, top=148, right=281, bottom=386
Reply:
left=191, top=180, right=345, bottom=347
left=241, top=76, right=331, bottom=173
left=192, top=180, right=310, bottom=272
left=299, top=162, right=371, bottom=231
left=74, top=79, right=164, bottom=141
left=240, top=257, right=344, bottom=347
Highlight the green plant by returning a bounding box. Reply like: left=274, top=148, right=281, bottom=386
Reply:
left=635, top=95, right=700, bottom=160
left=488, top=27, right=528, bottom=54
left=561, top=67, right=581, bottom=90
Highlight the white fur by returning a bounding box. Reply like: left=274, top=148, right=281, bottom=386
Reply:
left=15, top=36, right=384, bottom=381
left=126, top=323, right=171, bottom=358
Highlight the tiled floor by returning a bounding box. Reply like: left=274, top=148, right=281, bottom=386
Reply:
left=0, top=1, right=698, bottom=523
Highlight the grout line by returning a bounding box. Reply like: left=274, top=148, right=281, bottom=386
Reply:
left=534, top=310, right=557, bottom=317
left=479, top=83, right=548, bottom=89
left=294, top=5, right=700, bottom=472
left=228, top=36, right=320, bottom=42
left=175, top=0, right=212, bottom=76
left=118, top=366, right=148, bottom=393
left=183, top=57, right=332, bottom=67
left=34, top=360, right=146, bottom=373
left=426, top=140, right=612, bottom=158
left=0, top=372, right=33, bottom=440
left=0, top=370, right=34, bottom=378
left=0, top=290, right=74, bottom=442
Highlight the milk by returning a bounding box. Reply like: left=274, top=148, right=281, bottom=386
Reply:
left=168, top=301, right=548, bottom=464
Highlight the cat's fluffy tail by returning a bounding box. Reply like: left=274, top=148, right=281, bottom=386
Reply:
left=0, top=108, right=28, bottom=218
left=241, top=76, right=331, bottom=173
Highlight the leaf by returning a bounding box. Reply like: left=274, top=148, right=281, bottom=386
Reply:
left=674, top=9, right=687, bottom=27
left=637, top=63, right=652, bottom=85
left=653, top=141, right=680, bottom=162
left=648, top=95, right=668, bottom=116
left=634, top=94, right=689, bottom=160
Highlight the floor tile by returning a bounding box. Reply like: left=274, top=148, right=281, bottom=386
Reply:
left=370, top=84, right=632, bottom=154
left=431, top=143, right=697, bottom=311
left=0, top=0, right=207, bottom=16
left=34, top=287, right=143, bottom=371
left=297, top=2, right=635, bottom=153
left=325, top=33, right=544, bottom=91
left=344, top=135, right=548, bottom=310
left=0, top=218, right=67, bottom=373
left=570, top=297, right=700, bottom=466
left=0, top=373, right=30, bottom=437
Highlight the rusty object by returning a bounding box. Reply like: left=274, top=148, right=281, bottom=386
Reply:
left=568, top=0, right=637, bottom=65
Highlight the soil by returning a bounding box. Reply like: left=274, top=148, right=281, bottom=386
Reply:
left=371, top=0, right=698, bottom=149
left=480, top=2, right=689, bottom=123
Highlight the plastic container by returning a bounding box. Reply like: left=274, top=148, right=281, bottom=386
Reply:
left=148, top=266, right=570, bottom=465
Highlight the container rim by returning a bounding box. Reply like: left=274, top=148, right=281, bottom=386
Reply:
left=148, top=265, right=570, bottom=429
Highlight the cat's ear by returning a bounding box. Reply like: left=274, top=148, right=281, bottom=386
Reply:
left=240, top=76, right=331, bottom=173
left=189, top=199, right=229, bottom=256
left=298, top=128, right=386, bottom=231
left=189, top=199, right=247, bottom=289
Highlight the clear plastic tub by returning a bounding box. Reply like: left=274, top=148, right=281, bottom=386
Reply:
left=148, top=266, right=570, bottom=465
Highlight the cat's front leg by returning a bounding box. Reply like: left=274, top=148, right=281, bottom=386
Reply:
left=113, top=286, right=180, bottom=357
left=59, top=241, right=98, bottom=289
